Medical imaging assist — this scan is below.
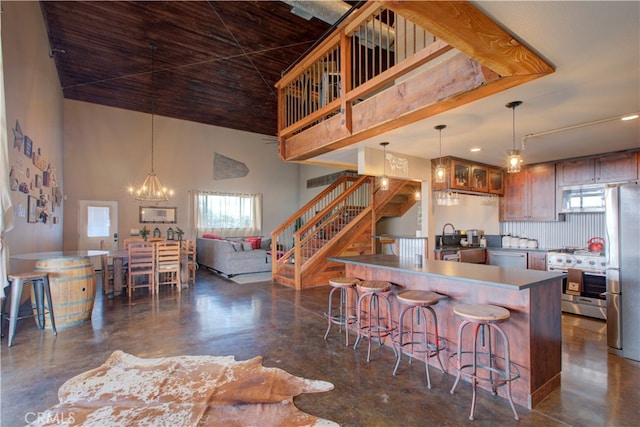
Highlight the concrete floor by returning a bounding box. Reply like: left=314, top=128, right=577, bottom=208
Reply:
left=2, top=269, right=639, bottom=426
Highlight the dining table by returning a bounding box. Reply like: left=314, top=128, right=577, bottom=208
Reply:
left=107, top=246, right=189, bottom=296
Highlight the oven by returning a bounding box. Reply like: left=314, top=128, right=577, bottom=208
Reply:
left=547, top=250, right=607, bottom=320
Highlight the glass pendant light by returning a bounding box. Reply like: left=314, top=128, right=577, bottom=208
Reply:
left=380, top=142, right=390, bottom=191
left=434, top=124, right=446, bottom=183
left=506, top=101, right=523, bottom=173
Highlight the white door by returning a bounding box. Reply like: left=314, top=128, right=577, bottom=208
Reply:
left=77, top=200, right=119, bottom=252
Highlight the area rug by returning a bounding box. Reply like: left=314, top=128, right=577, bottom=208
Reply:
left=229, top=272, right=273, bottom=284
left=31, top=350, right=336, bottom=427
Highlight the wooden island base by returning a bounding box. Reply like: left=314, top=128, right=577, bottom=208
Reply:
left=331, top=255, right=564, bottom=409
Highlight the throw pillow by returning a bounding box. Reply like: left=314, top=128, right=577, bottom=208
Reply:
left=229, top=241, right=242, bottom=252
left=241, top=241, right=253, bottom=251
left=203, top=234, right=222, bottom=240
left=246, top=237, right=261, bottom=250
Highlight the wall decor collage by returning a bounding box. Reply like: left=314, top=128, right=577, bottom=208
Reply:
left=9, top=120, right=62, bottom=224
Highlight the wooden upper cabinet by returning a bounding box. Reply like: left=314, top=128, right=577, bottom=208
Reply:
left=557, top=158, right=595, bottom=186
left=431, top=157, right=503, bottom=195
left=471, top=165, right=489, bottom=192
left=595, top=152, right=638, bottom=183
left=557, top=151, right=638, bottom=186
left=488, top=168, right=504, bottom=194
left=501, top=163, right=557, bottom=221
left=451, top=160, right=471, bottom=190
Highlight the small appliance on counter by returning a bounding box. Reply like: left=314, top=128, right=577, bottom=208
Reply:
left=466, top=229, right=483, bottom=246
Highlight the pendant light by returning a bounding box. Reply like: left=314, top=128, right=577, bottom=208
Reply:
left=506, top=101, right=523, bottom=173
left=128, top=44, right=174, bottom=202
left=434, top=124, right=446, bottom=183
left=379, top=142, right=390, bottom=191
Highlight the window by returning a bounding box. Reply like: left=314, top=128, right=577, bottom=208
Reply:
left=87, top=206, right=110, bottom=237
left=194, top=191, right=262, bottom=237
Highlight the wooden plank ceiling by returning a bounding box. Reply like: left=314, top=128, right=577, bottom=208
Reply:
left=39, top=1, right=335, bottom=137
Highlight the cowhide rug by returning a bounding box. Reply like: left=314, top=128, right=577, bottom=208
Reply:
left=31, top=350, right=336, bottom=426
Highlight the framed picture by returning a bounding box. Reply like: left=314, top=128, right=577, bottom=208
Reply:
left=139, top=206, right=177, bottom=223
left=27, top=195, right=38, bottom=223
left=23, top=135, right=33, bottom=158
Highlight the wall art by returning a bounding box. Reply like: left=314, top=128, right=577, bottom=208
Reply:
left=23, top=135, right=33, bottom=158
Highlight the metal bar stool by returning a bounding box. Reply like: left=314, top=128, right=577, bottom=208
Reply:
left=449, top=304, right=519, bottom=421
left=323, top=277, right=360, bottom=346
left=353, top=280, right=397, bottom=362
left=4, top=272, right=57, bottom=347
left=392, top=290, right=446, bottom=389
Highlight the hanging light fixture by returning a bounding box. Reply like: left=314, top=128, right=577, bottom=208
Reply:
left=434, top=124, right=446, bottom=183
left=128, top=44, right=174, bottom=202
left=506, top=100, right=523, bottom=173
left=379, top=142, right=390, bottom=191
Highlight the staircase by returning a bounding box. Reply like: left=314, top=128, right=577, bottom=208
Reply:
left=271, top=175, right=417, bottom=290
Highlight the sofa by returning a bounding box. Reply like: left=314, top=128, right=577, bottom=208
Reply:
left=196, top=236, right=272, bottom=277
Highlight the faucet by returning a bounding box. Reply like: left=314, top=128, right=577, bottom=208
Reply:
left=441, top=223, right=456, bottom=247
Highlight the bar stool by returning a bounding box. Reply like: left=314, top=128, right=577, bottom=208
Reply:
left=4, top=272, right=57, bottom=347
left=449, top=304, right=519, bottom=421
left=353, top=280, right=396, bottom=362
left=323, top=277, right=360, bottom=346
left=392, top=290, right=446, bottom=389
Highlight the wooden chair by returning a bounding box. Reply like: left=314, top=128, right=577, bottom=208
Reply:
left=180, top=238, right=197, bottom=286
left=156, top=241, right=181, bottom=293
left=99, top=240, right=114, bottom=295
left=123, top=237, right=145, bottom=250
left=127, top=242, right=155, bottom=298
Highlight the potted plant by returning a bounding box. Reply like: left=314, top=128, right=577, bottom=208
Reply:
left=139, top=226, right=150, bottom=241
left=175, top=227, right=184, bottom=241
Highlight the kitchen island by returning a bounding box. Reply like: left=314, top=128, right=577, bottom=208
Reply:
left=328, top=254, right=565, bottom=409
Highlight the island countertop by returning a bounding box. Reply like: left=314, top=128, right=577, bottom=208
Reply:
left=329, top=253, right=563, bottom=409
left=328, top=254, right=565, bottom=291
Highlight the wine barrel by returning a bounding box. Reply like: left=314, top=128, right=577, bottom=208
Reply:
left=32, top=256, right=96, bottom=328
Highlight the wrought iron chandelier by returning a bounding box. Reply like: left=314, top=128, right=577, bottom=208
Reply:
left=128, top=44, right=174, bottom=202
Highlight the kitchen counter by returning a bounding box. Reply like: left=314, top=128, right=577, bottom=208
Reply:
left=434, top=245, right=551, bottom=253
left=329, top=254, right=564, bottom=409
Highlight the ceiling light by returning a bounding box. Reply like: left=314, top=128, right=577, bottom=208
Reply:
left=434, top=125, right=446, bottom=183
left=128, top=44, right=174, bottom=202
left=621, top=114, right=639, bottom=121
left=414, top=185, right=421, bottom=201
left=470, top=147, right=481, bottom=152
left=506, top=101, right=523, bottom=174
left=380, top=142, right=389, bottom=191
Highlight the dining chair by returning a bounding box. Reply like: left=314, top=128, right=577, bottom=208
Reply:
left=127, top=242, right=156, bottom=298
left=156, top=241, right=181, bottom=293
left=180, top=238, right=197, bottom=286
left=99, top=240, right=114, bottom=295
left=123, top=237, right=145, bottom=250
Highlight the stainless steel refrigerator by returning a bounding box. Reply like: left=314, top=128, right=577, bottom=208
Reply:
left=605, top=183, right=640, bottom=361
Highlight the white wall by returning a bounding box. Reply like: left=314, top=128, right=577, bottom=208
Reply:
left=3, top=1, right=65, bottom=260
left=62, top=100, right=301, bottom=250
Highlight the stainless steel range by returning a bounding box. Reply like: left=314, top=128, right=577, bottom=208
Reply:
left=547, top=249, right=607, bottom=320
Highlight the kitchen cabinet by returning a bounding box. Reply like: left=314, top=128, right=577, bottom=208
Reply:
left=488, top=168, right=504, bottom=194
left=501, top=163, right=557, bottom=221
left=557, top=151, right=638, bottom=186
left=527, top=252, right=547, bottom=271
left=431, top=157, right=503, bottom=195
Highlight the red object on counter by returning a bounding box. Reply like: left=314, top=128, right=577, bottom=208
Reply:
left=588, top=237, right=605, bottom=252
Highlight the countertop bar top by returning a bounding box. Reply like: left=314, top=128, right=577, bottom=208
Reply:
left=329, top=254, right=565, bottom=291
left=434, top=245, right=552, bottom=253
left=372, top=235, right=428, bottom=239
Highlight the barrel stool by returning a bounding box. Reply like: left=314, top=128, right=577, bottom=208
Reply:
left=353, top=280, right=396, bottom=362
left=5, top=272, right=57, bottom=347
left=323, top=277, right=360, bottom=346
left=392, top=290, right=446, bottom=389
left=449, top=304, right=519, bottom=421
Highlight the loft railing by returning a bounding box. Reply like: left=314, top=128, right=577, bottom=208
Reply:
left=275, top=1, right=554, bottom=163
left=277, top=3, right=446, bottom=140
